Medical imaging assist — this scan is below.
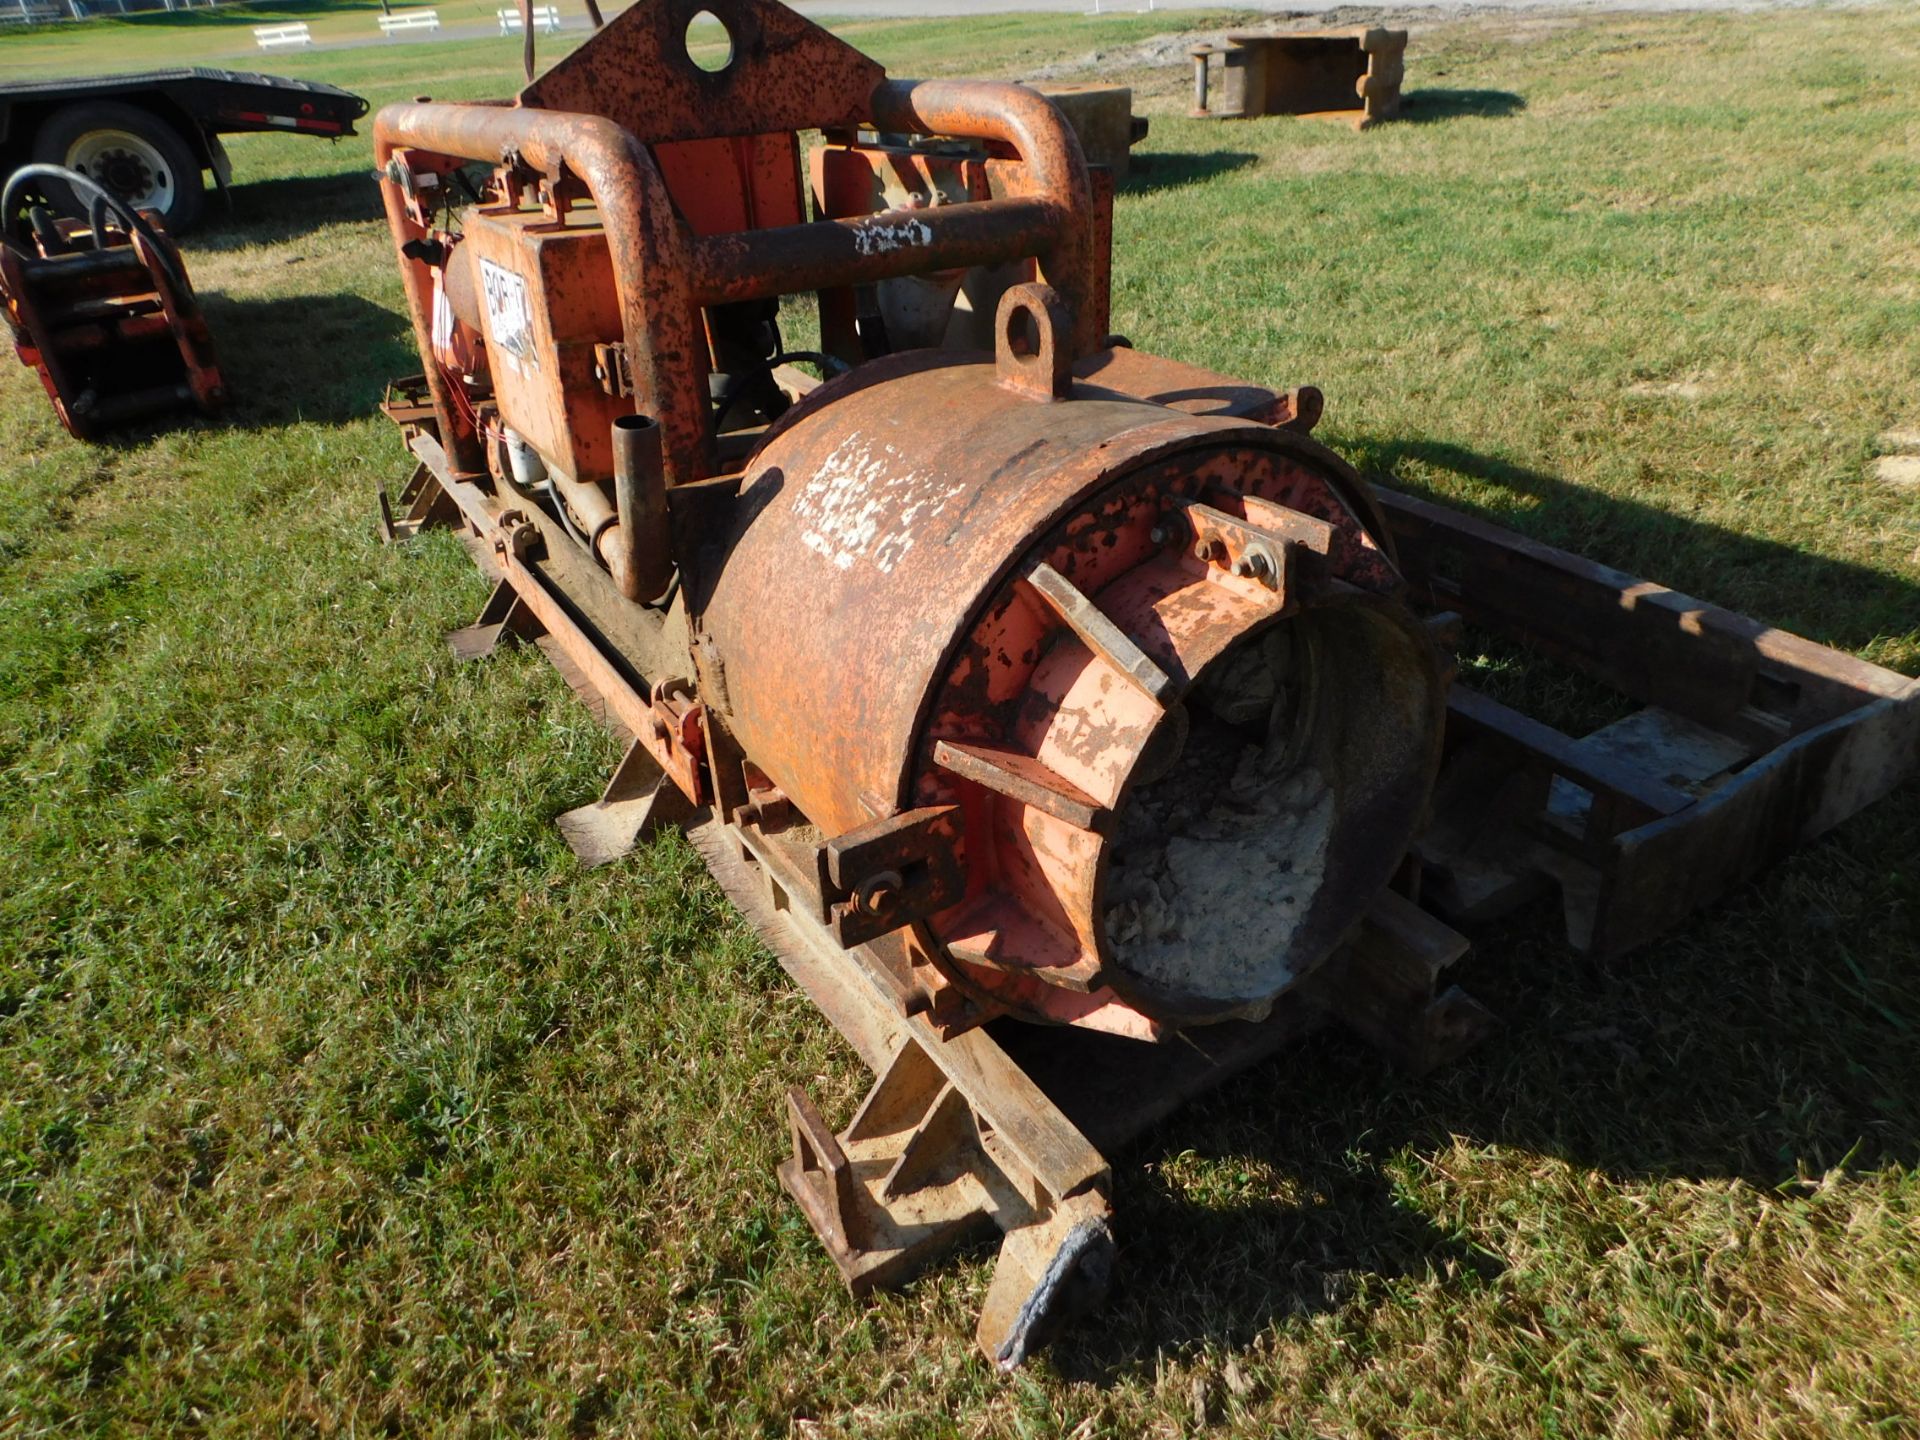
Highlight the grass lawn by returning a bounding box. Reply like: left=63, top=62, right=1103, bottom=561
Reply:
left=3, top=3, right=1919, bottom=1435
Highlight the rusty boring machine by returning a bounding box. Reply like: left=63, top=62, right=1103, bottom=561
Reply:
left=374, top=0, right=1920, bottom=1366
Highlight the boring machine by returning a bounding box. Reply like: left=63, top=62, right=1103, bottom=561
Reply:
left=373, top=0, right=1920, bottom=1365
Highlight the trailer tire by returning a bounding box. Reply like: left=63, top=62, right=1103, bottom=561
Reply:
left=31, top=101, right=205, bottom=231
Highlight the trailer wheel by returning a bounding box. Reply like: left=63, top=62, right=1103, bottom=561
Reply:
left=31, top=101, right=205, bottom=231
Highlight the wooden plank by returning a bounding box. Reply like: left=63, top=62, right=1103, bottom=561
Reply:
left=1600, top=685, right=1920, bottom=956
left=1375, top=485, right=1909, bottom=734
left=895, top=1002, right=1109, bottom=1198
left=688, top=818, right=899, bottom=1074
left=996, top=1001, right=1324, bottom=1155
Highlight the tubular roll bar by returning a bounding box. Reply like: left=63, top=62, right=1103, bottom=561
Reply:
left=374, top=77, right=1097, bottom=503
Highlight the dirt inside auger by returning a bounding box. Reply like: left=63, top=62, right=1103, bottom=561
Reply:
left=1102, top=624, right=1332, bottom=1021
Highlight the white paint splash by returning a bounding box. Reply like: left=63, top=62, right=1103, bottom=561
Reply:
left=850, top=216, right=934, bottom=257
left=792, top=431, right=966, bottom=575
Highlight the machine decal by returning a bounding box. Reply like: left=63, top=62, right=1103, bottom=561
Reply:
left=479, top=258, right=539, bottom=371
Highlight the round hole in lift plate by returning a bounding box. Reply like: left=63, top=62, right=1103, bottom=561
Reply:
left=686, top=10, right=733, bottom=72
left=1005, top=304, right=1041, bottom=360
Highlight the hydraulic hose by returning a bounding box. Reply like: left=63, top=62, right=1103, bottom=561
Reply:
left=1, top=164, right=185, bottom=292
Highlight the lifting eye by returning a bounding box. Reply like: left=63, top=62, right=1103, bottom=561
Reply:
left=685, top=9, right=733, bottom=73
left=1004, top=304, right=1040, bottom=360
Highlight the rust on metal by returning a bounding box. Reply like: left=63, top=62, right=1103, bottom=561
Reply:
left=0, top=172, right=222, bottom=438
left=367, top=0, right=1920, bottom=1368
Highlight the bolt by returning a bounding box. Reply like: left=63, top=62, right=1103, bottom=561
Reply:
left=1150, top=525, right=1169, bottom=545
left=1232, top=557, right=1253, bottom=578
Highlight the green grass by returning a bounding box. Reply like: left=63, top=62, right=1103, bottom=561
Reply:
left=0, top=2, right=1221, bottom=77
left=4, top=4, right=1920, bottom=1435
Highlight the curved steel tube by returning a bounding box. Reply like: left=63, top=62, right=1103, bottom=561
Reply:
left=868, top=78, right=1094, bottom=349
left=376, top=75, right=1097, bottom=586
left=376, top=101, right=709, bottom=496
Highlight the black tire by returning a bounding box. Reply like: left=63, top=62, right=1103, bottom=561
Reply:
left=30, top=100, right=206, bottom=231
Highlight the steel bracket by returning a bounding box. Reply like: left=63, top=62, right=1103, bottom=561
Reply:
left=779, top=1038, right=1114, bottom=1366
left=378, top=460, right=461, bottom=544
left=446, top=577, right=545, bottom=661
left=556, top=735, right=698, bottom=867
left=824, top=805, right=966, bottom=948
left=592, top=341, right=633, bottom=397
left=1300, top=885, right=1497, bottom=1074
left=1174, top=492, right=1334, bottom=598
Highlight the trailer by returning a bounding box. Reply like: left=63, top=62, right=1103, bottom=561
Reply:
left=0, top=67, right=368, bottom=230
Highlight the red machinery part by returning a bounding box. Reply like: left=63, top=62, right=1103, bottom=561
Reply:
left=374, top=0, right=1443, bottom=1038
left=701, top=296, right=1443, bottom=1036
left=0, top=177, right=222, bottom=439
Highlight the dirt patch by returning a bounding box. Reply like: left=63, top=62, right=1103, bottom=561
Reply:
left=1625, top=373, right=1714, bottom=400
left=1104, top=628, right=1330, bottom=1017
left=1871, top=455, right=1920, bottom=489
left=1020, top=6, right=1503, bottom=85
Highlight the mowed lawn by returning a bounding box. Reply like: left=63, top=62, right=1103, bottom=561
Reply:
left=3, top=4, right=1919, bottom=1435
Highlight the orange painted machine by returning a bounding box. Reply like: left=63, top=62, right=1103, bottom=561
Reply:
left=374, top=0, right=1920, bottom=1365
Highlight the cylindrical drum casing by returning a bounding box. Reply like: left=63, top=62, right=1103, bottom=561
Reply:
left=699, top=354, right=1443, bottom=1035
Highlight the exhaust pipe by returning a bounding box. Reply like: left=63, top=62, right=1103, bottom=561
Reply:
left=605, top=413, right=673, bottom=605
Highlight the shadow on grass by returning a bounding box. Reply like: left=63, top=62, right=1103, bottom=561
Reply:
left=198, top=290, right=416, bottom=427
left=1349, top=435, right=1919, bottom=655
left=1120, top=150, right=1260, bottom=196
left=1046, top=791, right=1920, bottom=1375
left=31, top=291, right=410, bottom=454
left=1029, top=438, right=1919, bottom=1377
left=1399, top=88, right=1528, bottom=122
left=199, top=170, right=384, bottom=251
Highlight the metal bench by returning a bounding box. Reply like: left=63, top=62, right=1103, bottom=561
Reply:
left=377, top=8, right=440, bottom=38
left=498, top=4, right=561, bottom=33
left=253, top=22, right=313, bottom=49
left=1190, top=27, right=1408, bottom=129
left=1, top=0, right=71, bottom=24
